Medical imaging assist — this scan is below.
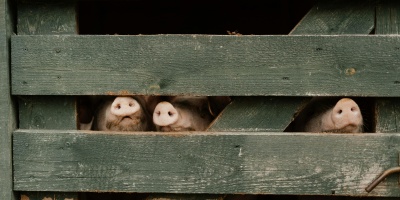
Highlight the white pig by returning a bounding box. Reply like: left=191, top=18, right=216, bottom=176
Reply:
left=152, top=96, right=228, bottom=132
left=92, top=96, right=154, bottom=131
left=303, top=98, right=363, bottom=133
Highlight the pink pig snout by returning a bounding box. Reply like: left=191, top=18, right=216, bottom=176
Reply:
left=110, top=97, right=141, bottom=117
left=332, top=98, right=362, bottom=128
left=153, top=101, right=179, bottom=126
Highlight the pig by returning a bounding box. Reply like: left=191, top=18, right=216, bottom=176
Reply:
left=152, top=96, right=230, bottom=132
left=302, top=98, right=364, bottom=133
left=91, top=96, right=154, bottom=131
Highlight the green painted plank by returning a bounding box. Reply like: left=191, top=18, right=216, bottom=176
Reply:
left=12, top=130, right=400, bottom=196
left=290, top=0, right=375, bottom=35
left=16, top=0, right=79, bottom=131
left=16, top=0, right=81, bottom=198
left=0, top=0, right=16, bottom=199
left=18, top=96, right=77, bottom=129
left=216, top=0, right=376, bottom=134
left=209, top=97, right=310, bottom=132
left=210, top=0, right=375, bottom=132
left=374, top=1, right=400, bottom=134
left=376, top=0, right=400, bottom=35
left=17, top=0, right=77, bottom=35
left=376, top=99, right=400, bottom=133
left=12, top=35, right=400, bottom=96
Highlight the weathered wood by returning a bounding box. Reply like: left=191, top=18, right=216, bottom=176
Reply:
left=209, top=97, right=309, bottom=132
left=15, top=0, right=80, bottom=199
left=18, top=96, right=77, bottom=130
left=16, top=1, right=79, bottom=130
left=12, top=35, right=400, bottom=96
left=376, top=0, right=400, bottom=35
left=17, top=0, right=77, bottom=35
left=375, top=100, right=400, bottom=132
left=290, top=0, right=375, bottom=35
left=210, top=0, right=376, bottom=133
left=0, top=0, right=17, bottom=199
left=13, top=130, right=400, bottom=196
left=374, top=1, right=400, bottom=134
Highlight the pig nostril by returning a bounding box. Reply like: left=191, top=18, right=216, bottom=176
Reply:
left=129, top=103, right=133, bottom=107
left=351, top=107, right=356, bottom=112
left=115, top=104, right=121, bottom=109
left=168, top=111, right=174, bottom=116
left=156, top=111, right=161, bottom=116
left=338, top=109, right=342, bottom=114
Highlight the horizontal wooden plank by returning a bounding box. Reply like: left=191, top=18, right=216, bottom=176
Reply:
left=11, top=35, right=400, bottom=96
left=13, top=130, right=400, bottom=196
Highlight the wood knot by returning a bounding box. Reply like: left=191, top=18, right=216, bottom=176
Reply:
left=345, top=68, right=356, bottom=76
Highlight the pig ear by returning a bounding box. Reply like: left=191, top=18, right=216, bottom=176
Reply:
left=207, top=96, right=232, bottom=117
left=143, top=96, right=164, bottom=114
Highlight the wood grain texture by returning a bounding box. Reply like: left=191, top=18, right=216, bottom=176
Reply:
left=209, top=97, right=310, bottom=132
left=374, top=1, right=400, bottom=134
left=290, top=0, right=375, bottom=35
left=13, top=130, right=400, bottom=196
left=11, top=35, right=400, bottom=96
left=210, top=0, right=367, bottom=133
left=16, top=1, right=81, bottom=199
left=17, top=0, right=77, bottom=35
left=0, top=0, right=16, bottom=199
left=376, top=0, right=400, bottom=34
left=18, top=96, right=77, bottom=129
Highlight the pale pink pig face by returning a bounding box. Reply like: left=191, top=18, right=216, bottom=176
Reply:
left=328, top=98, right=363, bottom=133
left=152, top=96, right=213, bottom=132
left=94, top=96, right=152, bottom=131
left=304, top=98, right=363, bottom=133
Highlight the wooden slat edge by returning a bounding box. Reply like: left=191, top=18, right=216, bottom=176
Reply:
left=10, top=35, right=400, bottom=96
left=13, top=130, right=400, bottom=196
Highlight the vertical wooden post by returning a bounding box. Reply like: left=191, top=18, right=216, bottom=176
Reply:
left=375, top=0, right=400, bottom=133
left=17, top=0, right=78, bottom=130
left=0, top=0, right=17, bottom=199
left=16, top=0, right=79, bottom=199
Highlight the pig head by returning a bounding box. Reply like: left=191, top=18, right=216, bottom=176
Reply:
left=303, top=98, right=363, bottom=133
left=152, top=96, right=231, bottom=132
left=92, top=96, right=154, bottom=131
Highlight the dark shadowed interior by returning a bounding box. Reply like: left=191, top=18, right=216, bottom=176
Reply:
left=78, top=0, right=315, bottom=35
